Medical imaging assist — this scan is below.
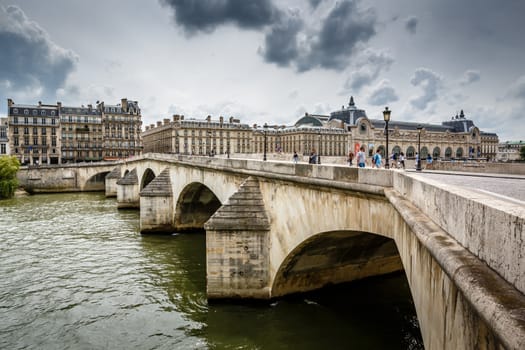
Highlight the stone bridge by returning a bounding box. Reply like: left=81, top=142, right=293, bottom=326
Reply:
left=17, top=154, right=525, bottom=349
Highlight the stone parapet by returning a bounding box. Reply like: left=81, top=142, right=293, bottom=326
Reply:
left=393, top=171, right=525, bottom=295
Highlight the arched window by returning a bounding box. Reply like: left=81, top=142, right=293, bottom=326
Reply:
left=456, top=147, right=464, bottom=158
left=420, top=147, right=429, bottom=158
left=406, top=146, right=415, bottom=157
left=392, top=145, right=401, bottom=155
left=377, top=145, right=385, bottom=157
left=445, top=147, right=452, bottom=158
left=433, top=147, right=441, bottom=158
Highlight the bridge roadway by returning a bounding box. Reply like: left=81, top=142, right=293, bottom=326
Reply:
left=15, top=155, right=525, bottom=349
left=408, top=170, right=525, bottom=202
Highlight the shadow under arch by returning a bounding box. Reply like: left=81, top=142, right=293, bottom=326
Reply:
left=141, top=168, right=156, bottom=190
left=271, top=230, right=403, bottom=298
left=175, top=182, right=222, bottom=232
left=85, top=171, right=110, bottom=191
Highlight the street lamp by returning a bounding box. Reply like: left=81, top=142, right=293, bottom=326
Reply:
left=416, top=124, right=422, bottom=171
left=317, top=130, right=321, bottom=164
left=263, top=123, right=268, bottom=161
left=383, top=107, right=391, bottom=169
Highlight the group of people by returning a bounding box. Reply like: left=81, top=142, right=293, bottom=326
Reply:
left=347, top=148, right=406, bottom=169
left=291, top=148, right=433, bottom=169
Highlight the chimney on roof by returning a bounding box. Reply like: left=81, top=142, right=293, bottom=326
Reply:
left=156, top=121, right=162, bottom=127
left=163, top=118, right=170, bottom=125
left=206, top=115, right=211, bottom=122
left=220, top=116, right=223, bottom=124
left=230, top=117, right=234, bottom=123
left=57, top=102, right=62, bottom=109
left=173, top=114, right=180, bottom=122
left=180, top=115, right=184, bottom=120
left=460, top=110, right=465, bottom=118
left=88, top=104, right=92, bottom=110
left=38, top=101, right=42, bottom=107
left=145, top=125, right=150, bottom=131
left=121, top=98, right=128, bottom=111
left=150, top=124, right=155, bottom=129
left=7, top=98, right=13, bottom=107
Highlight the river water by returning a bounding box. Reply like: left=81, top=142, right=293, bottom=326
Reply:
left=0, top=193, right=423, bottom=349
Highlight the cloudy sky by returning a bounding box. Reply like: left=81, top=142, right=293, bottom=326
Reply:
left=1, top=0, right=524, bottom=140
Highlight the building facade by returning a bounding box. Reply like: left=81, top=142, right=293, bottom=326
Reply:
left=496, top=140, right=525, bottom=161
left=7, top=98, right=143, bottom=165
left=143, top=115, right=251, bottom=156
left=138, top=96, right=501, bottom=163
left=0, top=117, right=8, bottom=156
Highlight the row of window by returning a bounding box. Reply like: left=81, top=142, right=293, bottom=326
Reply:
left=11, top=117, right=58, bottom=125
left=12, top=108, right=56, bottom=116
left=12, top=127, right=56, bottom=136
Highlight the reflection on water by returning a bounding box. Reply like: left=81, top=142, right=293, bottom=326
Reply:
left=0, top=193, right=422, bottom=349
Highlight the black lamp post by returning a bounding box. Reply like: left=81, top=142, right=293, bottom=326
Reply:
left=383, top=107, right=391, bottom=169
left=416, top=124, right=422, bottom=171
left=263, top=123, right=268, bottom=161
left=317, top=130, right=321, bottom=164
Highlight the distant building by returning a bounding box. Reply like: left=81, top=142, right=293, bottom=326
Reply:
left=0, top=117, right=8, bottom=155
left=496, top=140, right=525, bottom=161
left=142, top=115, right=251, bottom=156
left=142, top=96, right=500, bottom=162
left=6, top=98, right=143, bottom=165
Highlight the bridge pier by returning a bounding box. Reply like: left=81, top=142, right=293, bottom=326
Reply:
left=105, top=167, right=121, bottom=197
left=140, top=168, right=175, bottom=233
left=205, top=177, right=271, bottom=299
left=116, top=168, right=140, bottom=209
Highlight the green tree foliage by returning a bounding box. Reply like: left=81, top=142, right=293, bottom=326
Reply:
left=520, top=146, right=525, bottom=161
left=0, top=156, right=21, bottom=199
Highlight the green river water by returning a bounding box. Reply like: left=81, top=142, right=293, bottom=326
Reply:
left=0, top=192, right=423, bottom=349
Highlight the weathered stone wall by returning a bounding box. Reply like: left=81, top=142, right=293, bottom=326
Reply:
left=431, top=160, right=525, bottom=175
left=393, top=171, right=525, bottom=295
left=140, top=196, right=174, bottom=233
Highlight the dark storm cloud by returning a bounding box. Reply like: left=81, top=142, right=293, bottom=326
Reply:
left=260, top=10, right=303, bottom=67
left=162, top=0, right=377, bottom=72
left=404, top=16, right=417, bottom=34
left=160, top=0, right=280, bottom=34
left=0, top=5, right=77, bottom=95
left=296, top=0, right=377, bottom=71
left=409, top=68, right=442, bottom=110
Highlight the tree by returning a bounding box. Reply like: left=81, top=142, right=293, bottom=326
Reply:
left=0, top=156, right=21, bottom=199
left=520, top=146, right=525, bottom=161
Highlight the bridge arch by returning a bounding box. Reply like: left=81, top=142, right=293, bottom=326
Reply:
left=271, top=230, right=401, bottom=297
left=85, top=171, right=110, bottom=191
left=141, top=168, right=156, bottom=190
left=174, top=182, right=222, bottom=232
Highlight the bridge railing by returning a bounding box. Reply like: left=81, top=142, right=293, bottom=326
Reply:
left=129, top=153, right=394, bottom=193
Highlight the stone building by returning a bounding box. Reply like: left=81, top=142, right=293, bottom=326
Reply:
left=6, top=98, right=143, bottom=165
left=0, top=117, right=8, bottom=155
left=60, top=104, right=103, bottom=162
left=7, top=99, right=61, bottom=165
left=143, top=115, right=251, bottom=156
left=142, top=96, right=499, bottom=162
left=496, top=140, right=525, bottom=161
left=294, top=97, right=498, bottom=160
